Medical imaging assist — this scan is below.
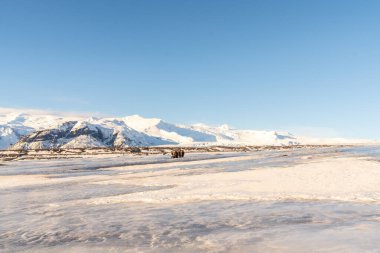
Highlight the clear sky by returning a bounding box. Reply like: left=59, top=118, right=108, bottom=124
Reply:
left=1, top=0, right=380, bottom=139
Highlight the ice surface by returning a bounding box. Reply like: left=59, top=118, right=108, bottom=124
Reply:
left=1, top=147, right=380, bottom=252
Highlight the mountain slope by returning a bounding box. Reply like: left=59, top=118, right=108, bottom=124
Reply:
left=1, top=110, right=356, bottom=150
left=123, top=115, right=217, bottom=144
left=11, top=119, right=175, bottom=150
left=0, top=126, right=22, bottom=149
left=0, top=112, right=81, bottom=149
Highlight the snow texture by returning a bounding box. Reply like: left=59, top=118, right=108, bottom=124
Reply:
left=1, top=146, right=380, bottom=252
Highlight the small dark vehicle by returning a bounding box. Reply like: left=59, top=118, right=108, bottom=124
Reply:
left=171, top=149, right=185, bottom=158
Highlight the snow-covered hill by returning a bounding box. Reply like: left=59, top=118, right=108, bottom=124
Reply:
left=0, top=111, right=82, bottom=149
left=124, top=115, right=217, bottom=144
left=11, top=120, right=172, bottom=150
left=0, top=109, right=366, bottom=150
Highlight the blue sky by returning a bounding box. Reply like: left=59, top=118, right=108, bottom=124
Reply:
left=1, top=0, right=380, bottom=138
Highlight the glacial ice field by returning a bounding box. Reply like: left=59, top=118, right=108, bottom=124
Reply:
left=1, top=146, right=380, bottom=252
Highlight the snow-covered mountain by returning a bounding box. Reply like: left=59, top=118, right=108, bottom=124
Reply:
left=189, top=123, right=298, bottom=146
left=0, top=111, right=81, bottom=149
left=123, top=115, right=218, bottom=144
left=0, top=111, right=298, bottom=150
left=10, top=120, right=172, bottom=150
left=1, top=109, right=359, bottom=150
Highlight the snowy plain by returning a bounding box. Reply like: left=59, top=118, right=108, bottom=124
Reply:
left=1, top=146, right=380, bottom=252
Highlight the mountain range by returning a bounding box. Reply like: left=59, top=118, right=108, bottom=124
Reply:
left=0, top=109, right=372, bottom=150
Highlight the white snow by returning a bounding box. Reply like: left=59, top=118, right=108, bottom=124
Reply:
left=61, top=135, right=105, bottom=149
left=1, top=146, right=380, bottom=252
left=123, top=114, right=162, bottom=132
left=0, top=126, right=19, bottom=149
left=0, top=108, right=376, bottom=149
left=87, top=154, right=380, bottom=204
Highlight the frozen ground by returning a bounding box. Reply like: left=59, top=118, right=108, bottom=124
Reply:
left=1, top=146, right=380, bottom=252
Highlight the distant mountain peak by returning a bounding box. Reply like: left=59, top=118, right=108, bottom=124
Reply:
left=219, top=124, right=231, bottom=131
left=5, top=109, right=370, bottom=150
left=124, top=115, right=163, bottom=131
